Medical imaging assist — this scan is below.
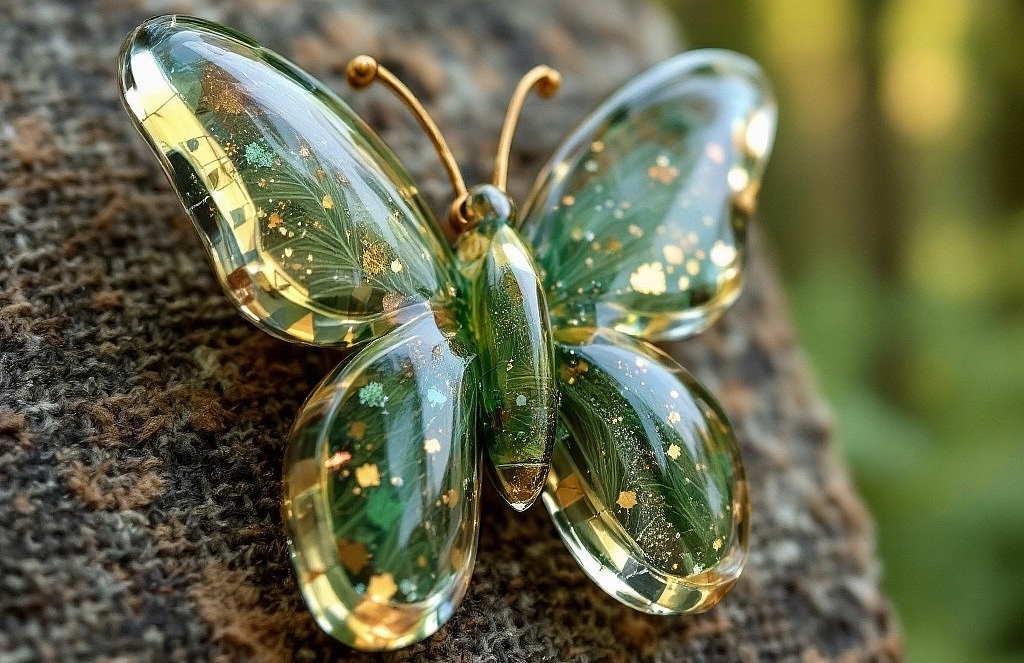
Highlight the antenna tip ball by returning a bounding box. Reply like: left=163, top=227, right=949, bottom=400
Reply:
left=346, top=55, right=378, bottom=88
left=537, top=68, right=561, bottom=98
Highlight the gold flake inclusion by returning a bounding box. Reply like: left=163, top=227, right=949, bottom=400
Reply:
left=367, top=573, right=398, bottom=601
left=354, top=463, right=381, bottom=487
left=337, top=539, right=370, bottom=574
left=326, top=450, right=352, bottom=470
left=662, top=244, right=684, bottom=265
left=629, top=262, right=666, bottom=295
left=616, top=490, right=638, bottom=510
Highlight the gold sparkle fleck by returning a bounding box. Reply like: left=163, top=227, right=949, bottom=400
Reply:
left=713, top=538, right=723, bottom=551
left=667, top=411, right=681, bottom=424
left=616, top=490, right=638, bottom=510
left=710, top=240, right=737, bottom=267
left=578, top=361, right=589, bottom=373
left=678, top=276, right=691, bottom=290
left=284, top=247, right=294, bottom=258
left=390, top=260, right=403, bottom=273
left=571, top=227, right=584, bottom=241
left=648, top=163, right=680, bottom=185
left=604, top=237, right=623, bottom=253
left=343, top=327, right=356, bottom=346
left=591, top=140, right=605, bottom=153
left=686, top=259, right=701, bottom=276
left=561, top=194, right=576, bottom=206
left=354, top=463, right=380, bottom=487
left=417, top=555, right=428, bottom=568
left=628, top=224, right=644, bottom=238
left=445, top=488, right=459, bottom=508
left=336, top=539, right=369, bottom=574
left=667, top=444, right=682, bottom=460
left=362, top=241, right=388, bottom=276
left=366, top=573, right=397, bottom=601
left=630, top=262, right=667, bottom=295
left=267, top=213, right=282, bottom=229
left=325, top=450, right=352, bottom=470
left=348, top=421, right=367, bottom=440
left=424, top=438, right=441, bottom=454
left=322, top=194, right=333, bottom=209
left=298, top=145, right=311, bottom=158
left=662, top=244, right=684, bottom=265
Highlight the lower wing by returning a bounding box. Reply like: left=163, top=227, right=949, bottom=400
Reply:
left=544, top=327, right=749, bottom=614
left=282, top=311, right=479, bottom=651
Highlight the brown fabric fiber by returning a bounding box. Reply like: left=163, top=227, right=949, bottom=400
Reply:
left=0, top=0, right=901, bottom=661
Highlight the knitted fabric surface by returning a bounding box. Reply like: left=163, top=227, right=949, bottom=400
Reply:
left=0, top=0, right=901, bottom=661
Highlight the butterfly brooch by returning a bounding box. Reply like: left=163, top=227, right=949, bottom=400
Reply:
left=118, top=15, right=775, bottom=652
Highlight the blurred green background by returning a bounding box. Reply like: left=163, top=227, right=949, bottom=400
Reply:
left=667, top=1, right=1024, bottom=661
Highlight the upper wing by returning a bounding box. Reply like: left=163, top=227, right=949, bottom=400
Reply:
left=520, top=50, right=776, bottom=341
left=119, top=15, right=456, bottom=346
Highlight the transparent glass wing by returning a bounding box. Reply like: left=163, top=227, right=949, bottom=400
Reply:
left=282, top=312, right=479, bottom=651
left=543, top=328, right=748, bottom=614
left=520, top=50, right=776, bottom=341
left=118, top=15, right=456, bottom=346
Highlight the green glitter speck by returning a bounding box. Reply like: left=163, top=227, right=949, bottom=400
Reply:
left=359, top=381, right=388, bottom=408
left=244, top=142, right=275, bottom=168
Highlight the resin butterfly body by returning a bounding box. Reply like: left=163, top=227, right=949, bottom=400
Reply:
left=119, top=15, right=775, bottom=652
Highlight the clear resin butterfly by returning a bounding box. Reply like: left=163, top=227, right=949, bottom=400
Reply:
left=118, top=15, right=775, bottom=652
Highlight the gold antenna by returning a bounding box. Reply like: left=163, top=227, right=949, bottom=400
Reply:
left=492, top=65, right=561, bottom=191
left=346, top=55, right=468, bottom=200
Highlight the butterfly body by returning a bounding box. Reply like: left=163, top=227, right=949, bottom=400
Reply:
left=119, top=14, right=775, bottom=652
left=455, top=184, right=558, bottom=511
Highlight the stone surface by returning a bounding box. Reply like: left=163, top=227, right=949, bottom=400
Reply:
left=0, top=0, right=901, bottom=661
